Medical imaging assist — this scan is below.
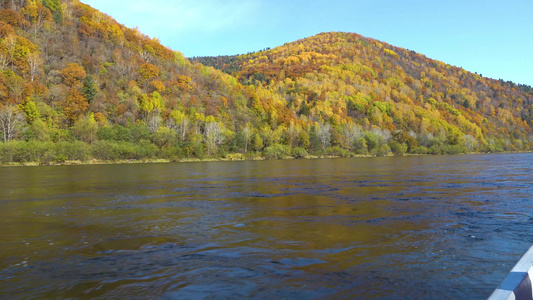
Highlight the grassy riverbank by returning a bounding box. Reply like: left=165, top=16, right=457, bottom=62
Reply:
left=0, top=145, right=364, bottom=167
left=1, top=139, right=527, bottom=167
left=0, top=139, right=362, bottom=167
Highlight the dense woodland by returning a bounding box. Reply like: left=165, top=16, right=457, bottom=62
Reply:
left=0, top=0, right=532, bottom=164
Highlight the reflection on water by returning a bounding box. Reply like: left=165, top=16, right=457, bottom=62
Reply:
left=1, top=153, right=533, bottom=299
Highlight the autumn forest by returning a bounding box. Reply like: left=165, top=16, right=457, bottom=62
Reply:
left=0, top=0, right=532, bottom=165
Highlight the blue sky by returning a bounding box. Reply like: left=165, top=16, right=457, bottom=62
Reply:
left=82, top=0, right=533, bottom=86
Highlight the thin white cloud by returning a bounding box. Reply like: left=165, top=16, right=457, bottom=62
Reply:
left=84, top=0, right=262, bottom=35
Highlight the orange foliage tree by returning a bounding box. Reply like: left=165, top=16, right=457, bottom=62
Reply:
left=63, top=87, right=89, bottom=123
left=61, top=63, right=86, bottom=87
left=139, top=63, right=159, bottom=81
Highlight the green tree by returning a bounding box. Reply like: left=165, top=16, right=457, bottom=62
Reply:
left=392, top=131, right=418, bottom=153
left=390, top=141, right=407, bottom=156
left=29, top=118, right=51, bottom=141
left=297, top=130, right=310, bottom=149
left=82, top=75, right=97, bottom=103
left=72, top=114, right=98, bottom=144
left=309, top=126, right=321, bottom=152
left=364, top=132, right=378, bottom=152
left=251, top=133, right=264, bottom=152
left=298, top=101, right=310, bottom=116
left=18, top=97, right=40, bottom=124
left=42, top=0, right=62, bottom=24
left=154, top=126, right=177, bottom=148
left=353, top=137, right=368, bottom=154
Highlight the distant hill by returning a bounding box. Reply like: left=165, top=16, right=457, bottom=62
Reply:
left=0, top=1, right=531, bottom=164
left=195, top=32, right=533, bottom=154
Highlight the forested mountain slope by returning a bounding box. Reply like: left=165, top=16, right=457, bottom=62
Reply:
left=0, top=1, right=531, bottom=164
left=195, top=32, right=533, bottom=155
left=0, top=0, right=265, bottom=162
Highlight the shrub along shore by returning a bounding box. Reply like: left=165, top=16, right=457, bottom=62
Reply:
left=0, top=139, right=357, bottom=166
left=0, top=137, right=523, bottom=167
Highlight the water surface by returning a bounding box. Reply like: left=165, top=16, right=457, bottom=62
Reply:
left=1, top=153, right=532, bottom=299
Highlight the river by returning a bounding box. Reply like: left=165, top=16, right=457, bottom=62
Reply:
left=1, top=153, right=532, bottom=299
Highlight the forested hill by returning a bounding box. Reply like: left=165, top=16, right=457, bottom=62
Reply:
left=195, top=32, right=533, bottom=154
left=0, top=0, right=268, bottom=162
left=0, top=2, right=531, bottom=165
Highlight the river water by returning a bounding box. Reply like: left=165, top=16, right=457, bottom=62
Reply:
left=0, top=153, right=532, bottom=299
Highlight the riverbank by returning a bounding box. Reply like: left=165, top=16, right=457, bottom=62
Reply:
left=1, top=150, right=530, bottom=167
left=0, top=154, right=361, bottom=167
left=2, top=135, right=530, bottom=168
